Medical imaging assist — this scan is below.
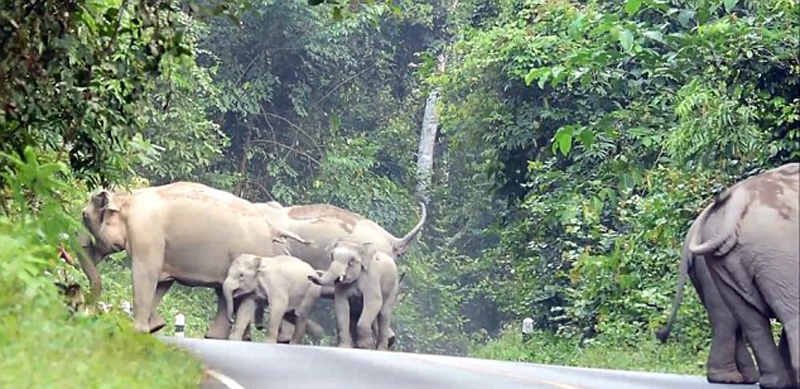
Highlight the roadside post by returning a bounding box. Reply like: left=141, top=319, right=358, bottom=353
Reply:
left=522, top=317, right=533, bottom=342
left=175, top=313, right=185, bottom=338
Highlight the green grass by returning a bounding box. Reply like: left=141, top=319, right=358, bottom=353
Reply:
left=470, top=327, right=707, bottom=376
left=0, top=272, right=203, bottom=388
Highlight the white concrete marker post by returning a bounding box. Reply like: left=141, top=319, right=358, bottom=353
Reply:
left=175, top=313, right=186, bottom=338
left=522, top=317, right=533, bottom=342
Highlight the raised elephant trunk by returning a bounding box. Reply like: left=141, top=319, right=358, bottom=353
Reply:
left=222, top=280, right=236, bottom=323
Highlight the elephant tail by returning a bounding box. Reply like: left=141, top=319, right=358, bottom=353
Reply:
left=393, top=202, right=427, bottom=258
left=688, top=187, right=746, bottom=256
left=656, top=209, right=704, bottom=343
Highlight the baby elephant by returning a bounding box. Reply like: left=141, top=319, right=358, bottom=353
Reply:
left=223, top=254, right=322, bottom=344
left=309, top=239, right=399, bottom=350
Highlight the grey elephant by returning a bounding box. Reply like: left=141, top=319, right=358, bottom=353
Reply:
left=686, top=163, right=799, bottom=389
left=223, top=254, right=324, bottom=343
left=657, top=214, right=759, bottom=384
left=309, top=239, right=399, bottom=350
left=77, top=181, right=307, bottom=338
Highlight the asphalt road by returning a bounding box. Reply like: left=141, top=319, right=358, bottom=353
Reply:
left=162, top=336, right=757, bottom=389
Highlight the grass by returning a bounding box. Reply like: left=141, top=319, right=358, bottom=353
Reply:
left=0, top=271, right=203, bottom=388
left=470, top=327, right=707, bottom=376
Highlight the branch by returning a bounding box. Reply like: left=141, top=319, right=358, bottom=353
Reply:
left=262, top=112, right=324, bottom=157
left=314, top=66, right=372, bottom=106
left=250, top=140, right=321, bottom=167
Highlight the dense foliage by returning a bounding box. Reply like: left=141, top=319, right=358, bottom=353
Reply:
left=1, top=0, right=798, bottom=380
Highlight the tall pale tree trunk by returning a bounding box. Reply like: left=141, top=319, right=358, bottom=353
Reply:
left=416, top=54, right=447, bottom=202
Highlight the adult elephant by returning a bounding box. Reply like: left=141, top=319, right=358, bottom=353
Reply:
left=657, top=215, right=759, bottom=384
left=77, top=181, right=306, bottom=338
left=686, top=163, right=799, bottom=389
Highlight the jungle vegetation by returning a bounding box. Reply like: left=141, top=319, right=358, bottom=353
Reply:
left=0, top=0, right=797, bottom=384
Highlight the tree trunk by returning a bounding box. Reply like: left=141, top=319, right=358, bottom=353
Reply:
left=233, top=127, right=252, bottom=197
left=416, top=54, right=447, bottom=202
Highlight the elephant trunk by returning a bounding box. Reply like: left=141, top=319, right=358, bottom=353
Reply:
left=222, top=280, right=236, bottom=324
left=311, top=263, right=346, bottom=286
left=76, top=234, right=102, bottom=303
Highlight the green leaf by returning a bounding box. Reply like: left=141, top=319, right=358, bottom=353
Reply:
left=625, top=0, right=642, bottom=16
left=568, top=13, right=585, bottom=37
left=723, top=0, right=737, bottom=13
left=332, top=6, right=343, bottom=21
left=554, top=126, right=574, bottom=156
left=677, top=9, right=695, bottom=27
left=619, top=29, right=634, bottom=53
left=524, top=68, right=549, bottom=86
left=643, top=30, right=664, bottom=43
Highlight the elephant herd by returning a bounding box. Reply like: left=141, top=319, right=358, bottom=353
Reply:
left=73, top=163, right=798, bottom=388
left=75, top=181, right=425, bottom=350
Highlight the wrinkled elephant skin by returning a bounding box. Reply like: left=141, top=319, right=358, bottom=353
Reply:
left=686, top=163, right=799, bottom=389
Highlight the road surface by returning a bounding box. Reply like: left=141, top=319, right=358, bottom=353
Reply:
left=163, top=337, right=757, bottom=389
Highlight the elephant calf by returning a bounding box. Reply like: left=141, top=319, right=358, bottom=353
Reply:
left=223, top=254, right=323, bottom=344
left=309, top=239, right=399, bottom=350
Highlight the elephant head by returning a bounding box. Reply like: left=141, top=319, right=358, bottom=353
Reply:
left=222, top=255, right=263, bottom=323
left=309, top=240, right=377, bottom=286
left=76, top=189, right=128, bottom=302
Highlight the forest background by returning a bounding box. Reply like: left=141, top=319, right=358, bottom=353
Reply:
left=1, top=0, right=798, bottom=386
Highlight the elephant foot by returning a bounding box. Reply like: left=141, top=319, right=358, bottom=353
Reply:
left=356, top=339, right=375, bottom=350
left=338, top=340, right=353, bottom=349
left=707, top=370, right=757, bottom=385
left=759, top=372, right=796, bottom=389
left=149, top=316, right=167, bottom=334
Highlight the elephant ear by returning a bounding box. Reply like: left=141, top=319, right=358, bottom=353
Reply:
left=92, top=189, right=120, bottom=213
left=358, top=242, right=377, bottom=271
left=325, top=238, right=343, bottom=260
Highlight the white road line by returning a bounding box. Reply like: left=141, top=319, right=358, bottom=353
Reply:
left=206, top=368, right=246, bottom=389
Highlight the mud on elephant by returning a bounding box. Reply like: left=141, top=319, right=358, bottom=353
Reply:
left=76, top=181, right=307, bottom=338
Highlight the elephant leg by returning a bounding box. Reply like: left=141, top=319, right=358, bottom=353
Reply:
left=694, top=258, right=754, bottom=384
left=734, top=328, right=759, bottom=384
left=376, top=287, right=397, bottom=351
left=277, top=319, right=294, bottom=344
left=229, top=296, right=257, bottom=341
left=355, top=291, right=382, bottom=350
left=778, top=329, right=798, bottom=388
left=334, top=289, right=353, bottom=348
left=205, top=288, right=232, bottom=339
left=266, top=295, right=288, bottom=343
left=710, top=269, right=792, bottom=389
left=148, top=280, right=173, bottom=333
left=780, top=319, right=800, bottom=387
left=290, top=288, right=319, bottom=344
left=129, top=238, right=165, bottom=333
left=757, top=264, right=800, bottom=388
